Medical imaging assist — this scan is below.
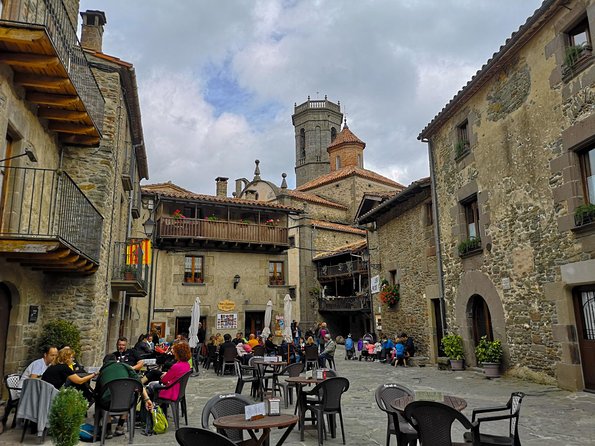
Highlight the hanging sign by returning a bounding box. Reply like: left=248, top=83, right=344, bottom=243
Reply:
left=371, top=275, right=381, bottom=294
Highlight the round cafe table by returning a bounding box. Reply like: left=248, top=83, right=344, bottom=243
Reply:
left=391, top=394, right=467, bottom=413
left=213, top=413, right=298, bottom=446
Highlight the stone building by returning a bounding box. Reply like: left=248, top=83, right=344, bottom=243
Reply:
left=357, top=178, right=438, bottom=358
left=0, top=1, right=148, bottom=378
left=137, top=181, right=298, bottom=341
left=419, top=0, right=595, bottom=390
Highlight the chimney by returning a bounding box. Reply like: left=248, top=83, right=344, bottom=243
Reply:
left=215, top=177, right=228, bottom=198
left=80, top=10, right=107, bottom=52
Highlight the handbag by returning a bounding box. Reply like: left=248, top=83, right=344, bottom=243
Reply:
left=151, top=406, right=168, bottom=434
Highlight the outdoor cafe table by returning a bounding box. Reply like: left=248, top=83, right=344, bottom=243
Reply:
left=391, top=394, right=468, bottom=412
left=213, top=413, right=298, bottom=446
left=285, top=376, right=326, bottom=440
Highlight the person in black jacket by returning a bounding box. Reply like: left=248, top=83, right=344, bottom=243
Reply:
left=265, top=334, right=278, bottom=355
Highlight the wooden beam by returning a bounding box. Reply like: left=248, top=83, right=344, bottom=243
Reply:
left=0, top=53, right=59, bottom=67
left=0, top=239, right=61, bottom=254
left=5, top=248, right=72, bottom=261
left=38, top=108, right=88, bottom=121
left=15, top=73, right=69, bottom=90
left=0, top=28, right=46, bottom=43
left=48, top=122, right=96, bottom=135
left=26, top=92, right=78, bottom=106
left=59, top=134, right=101, bottom=147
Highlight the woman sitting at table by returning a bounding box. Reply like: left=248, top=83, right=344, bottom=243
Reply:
left=265, top=334, right=278, bottom=356
left=145, top=342, right=191, bottom=402
left=42, top=347, right=96, bottom=403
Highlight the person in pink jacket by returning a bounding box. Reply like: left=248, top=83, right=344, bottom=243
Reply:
left=147, top=342, right=191, bottom=402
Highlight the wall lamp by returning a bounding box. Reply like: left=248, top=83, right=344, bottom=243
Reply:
left=143, top=217, right=155, bottom=239
left=233, top=274, right=241, bottom=289
left=0, top=147, right=37, bottom=163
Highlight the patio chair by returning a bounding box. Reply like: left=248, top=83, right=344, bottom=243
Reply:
left=93, top=378, right=143, bottom=445
left=254, top=361, right=281, bottom=401
left=404, top=401, right=480, bottom=446
left=463, top=392, right=526, bottom=446
left=16, top=378, right=58, bottom=443
left=153, top=370, right=192, bottom=430
left=252, top=345, right=265, bottom=356
left=203, top=344, right=218, bottom=370
left=374, top=383, right=418, bottom=446
left=176, top=427, right=237, bottom=446
left=234, top=359, right=259, bottom=396
left=304, top=344, right=319, bottom=371
left=274, top=362, right=304, bottom=408
left=201, top=393, right=252, bottom=443
left=303, top=376, right=350, bottom=445
left=218, top=348, right=237, bottom=376
left=2, top=373, right=21, bottom=430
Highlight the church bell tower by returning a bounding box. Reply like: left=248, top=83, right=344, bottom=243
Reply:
left=292, top=96, right=343, bottom=187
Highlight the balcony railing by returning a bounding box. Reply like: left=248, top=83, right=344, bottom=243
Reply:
left=317, top=259, right=368, bottom=279
left=112, top=240, right=149, bottom=296
left=0, top=166, right=103, bottom=262
left=294, top=99, right=341, bottom=114
left=319, top=296, right=370, bottom=312
left=158, top=217, right=288, bottom=246
left=2, top=0, right=104, bottom=133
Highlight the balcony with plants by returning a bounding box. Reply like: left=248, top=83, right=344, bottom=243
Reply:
left=0, top=166, right=103, bottom=273
left=0, top=0, right=105, bottom=145
left=574, top=203, right=595, bottom=229
left=111, top=240, right=149, bottom=296
left=458, top=236, right=482, bottom=257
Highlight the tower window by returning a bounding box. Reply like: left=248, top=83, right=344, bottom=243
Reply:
left=300, top=128, right=306, bottom=158
left=357, top=154, right=362, bottom=168
left=335, top=155, right=341, bottom=169
left=331, top=127, right=337, bottom=142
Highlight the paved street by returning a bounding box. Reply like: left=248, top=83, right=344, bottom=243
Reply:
left=3, top=346, right=595, bottom=445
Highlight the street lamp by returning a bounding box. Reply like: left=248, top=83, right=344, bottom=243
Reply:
left=0, top=147, right=37, bottom=163
left=143, top=217, right=155, bottom=239
left=233, top=274, right=241, bottom=289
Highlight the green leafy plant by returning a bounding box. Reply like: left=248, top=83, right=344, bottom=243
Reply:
left=441, top=333, right=464, bottom=360
left=379, top=279, right=400, bottom=306
left=475, top=335, right=503, bottom=364
left=458, top=237, right=482, bottom=256
left=455, top=140, right=469, bottom=158
left=120, top=264, right=137, bottom=274
left=574, top=203, right=595, bottom=227
left=37, top=319, right=81, bottom=357
left=49, top=387, right=88, bottom=446
left=564, top=44, right=587, bottom=69
left=207, top=215, right=219, bottom=221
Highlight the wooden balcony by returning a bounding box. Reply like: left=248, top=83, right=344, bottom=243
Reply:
left=157, top=217, right=289, bottom=252
left=317, top=259, right=368, bottom=281
left=0, top=1, right=104, bottom=146
left=111, top=241, right=148, bottom=297
left=318, top=296, right=371, bottom=312
left=0, top=167, right=103, bottom=274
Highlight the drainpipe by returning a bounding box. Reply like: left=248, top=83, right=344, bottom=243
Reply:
left=426, top=138, right=448, bottom=338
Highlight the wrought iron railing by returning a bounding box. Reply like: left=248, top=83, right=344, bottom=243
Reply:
left=317, top=260, right=368, bottom=279
left=0, top=166, right=103, bottom=262
left=319, top=296, right=370, bottom=311
left=112, top=240, right=149, bottom=290
left=158, top=217, right=289, bottom=245
left=1, top=0, right=104, bottom=133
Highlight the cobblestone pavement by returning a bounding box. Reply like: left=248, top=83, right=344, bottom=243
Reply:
left=3, top=347, right=595, bottom=445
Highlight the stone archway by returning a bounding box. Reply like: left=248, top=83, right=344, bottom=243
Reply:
left=455, top=271, right=506, bottom=366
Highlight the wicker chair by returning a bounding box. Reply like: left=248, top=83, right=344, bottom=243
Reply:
left=201, top=393, right=252, bottom=443
left=176, top=427, right=237, bottom=446
left=463, top=392, right=526, bottom=446
left=153, top=370, right=192, bottom=430
left=303, top=376, right=350, bottom=445
left=2, top=373, right=21, bottom=430
left=374, top=383, right=418, bottom=446
left=404, top=401, right=480, bottom=446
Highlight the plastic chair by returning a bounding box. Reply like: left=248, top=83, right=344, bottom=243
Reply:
left=304, top=344, right=319, bottom=371
left=303, top=376, right=350, bottom=445
left=176, top=427, right=237, bottom=446
left=154, top=370, right=192, bottom=430
left=234, top=359, right=259, bottom=396
left=203, top=344, right=218, bottom=370
left=274, top=362, right=304, bottom=408
left=2, top=373, right=21, bottom=430
left=252, top=345, right=265, bottom=357
left=374, top=383, right=418, bottom=446
left=93, top=378, right=143, bottom=445
left=16, top=378, right=59, bottom=443
left=404, top=401, right=480, bottom=446
left=201, top=393, right=252, bottom=443
left=218, top=347, right=238, bottom=376
left=463, top=392, right=526, bottom=446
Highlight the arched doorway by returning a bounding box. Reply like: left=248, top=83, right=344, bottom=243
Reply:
left=0, top=283, right=12, bottom=380
left=470, top=294, right=493, bottom=344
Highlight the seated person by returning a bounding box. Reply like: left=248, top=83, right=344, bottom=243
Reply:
left=246, top=334, right=260, bottom=349
left=20, top=345, right=58, bottom=383
left=42, top=347, right=96, bottom=403
left=134, top=334, right=153, bottom=358
left=236, top=342, right=252, bottom=365
left=233, top=332, right=246, bottom=345
left=264, top=334, right=277, bottom=355
left=380, top=336, right=394, bottom=363
left=401, top=332, right=415, bottom=358
left=111, top=337, right=144, bottom=371
left=218, top=334, right=237, bottom=371
left=145, top=342, right=191, bottom=404
left=318, top=334, right=336, bottom=367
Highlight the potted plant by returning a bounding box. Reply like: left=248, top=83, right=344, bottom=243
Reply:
left=172, top=209, right=186, bottom=220
left=441, top=333, right=465, bottom=371
left=458, top=237, right=482, bottom=256
left=121, top=264, right=137, bottom=280
left=574, top=203, right=595, bottom=227
left=49, top=387, right=88, bottom=446
left=455, top=140, right=469, bottom=158
left=475, top=335, right=503, bottom=378
left=378, top=279, right=400, bottom=307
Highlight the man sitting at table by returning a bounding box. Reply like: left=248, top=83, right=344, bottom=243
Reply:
left=21, top=345, right=58, bottom=382
left=108, top=337, right=144, bottom=371
left=318, top=334, right=336, bottom=367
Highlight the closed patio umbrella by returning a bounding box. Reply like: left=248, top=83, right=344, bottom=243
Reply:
left=283, top=294, right=292, bottom=342
left=189, top=297, right=201, bottom=375
left=261, top=299, right=273, bottom=339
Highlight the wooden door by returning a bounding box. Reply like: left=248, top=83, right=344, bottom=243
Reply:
left=0, top=284, right=11, bottom=380
left=574, top=288, right=595, bottom=391
left=0, top=135, right=13, bottom=230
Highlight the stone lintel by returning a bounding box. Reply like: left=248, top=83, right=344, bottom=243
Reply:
left=560, top=259, right=595, bottom=285
left=561, top=113, right=595, bottom=151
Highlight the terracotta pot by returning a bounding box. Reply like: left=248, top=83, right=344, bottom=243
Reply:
left=123, top=272, right=135, bottom=280
left=449, top=359, right=465, bottom=371
left=482, top=362, right=501, bottom=378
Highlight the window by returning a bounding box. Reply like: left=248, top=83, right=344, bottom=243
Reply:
left=357, top=154, right=362, bottom=168
left=425, top=202, right=433, bottom=226
left=335, top=155, right=341, bottom=169
left=580, top=146, right=595, bottom=204
left=568, top=18, right=591, bottom=47
left=299, top=128, right=306, bottom=158
left=331, top=127, right=337, bottom=142
left=184, top=256, right=203, bottom=283
left=288, top=236, right=295, bottom=248
left=456, top=120, right=469, bottom=157
left=463, top=196, right=480, bottom=239
left=389, top=270, right=397, bottom=285
left=269, top=261, right=284, bottom=285
left=564, top=17, right=592, bottom=75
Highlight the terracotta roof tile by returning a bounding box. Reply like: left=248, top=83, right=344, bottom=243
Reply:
left=327, top=125, right=365, bottom=150
left=313, top=239, right=367, bottom=261
left=285, top=190, right=348, bottom=209
left=296, top=166, right=405, bottom=191
left=310, top=219, right=367, bottom=235
left=142, top=182, right=300, bottom=211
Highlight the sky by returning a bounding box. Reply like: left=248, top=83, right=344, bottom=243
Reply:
left=79, top=0, right=543, bottom=195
